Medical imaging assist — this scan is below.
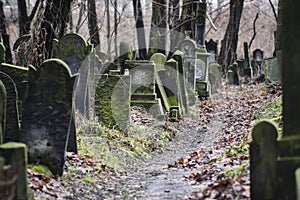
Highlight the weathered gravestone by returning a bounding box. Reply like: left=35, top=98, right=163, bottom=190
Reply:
left=52, top=33, right=93, bottom=118
left=227, top=62, right=239, bottom=85
left=124, top=60, right=165, bottom=118
left=0, top=80, right=6, bottom=143
left=20, top=59, right=78, bottom=176
left=179, top=35, right=197, bottom=106
left=263, top=57, right=281, bottom=82
left=0, top=142, right=29, bottom=200
left=13, top=34, right=31, bottom=67
left=0, top=72, right=20, bottom=143
left=251, top=49, right=264, bottom=76
left=150, top=53, right=171, bottom=113
left=95, top=74, right=131, bottom=131
left=172, top=50, right=189, bottom=114
left=0, top=63, right=28, bottom=119
left=209, top=63, right=222, bottom=93
left=205, top=39, right=218, bottom=64
left=250, top=2, right=300, bottom=199
left=164, top=59, right=181, bottom=120
left=195, top=2, right=211, bottom=98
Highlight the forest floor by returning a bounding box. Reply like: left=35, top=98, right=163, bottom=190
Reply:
left=29, top=80, right=282, bottom=200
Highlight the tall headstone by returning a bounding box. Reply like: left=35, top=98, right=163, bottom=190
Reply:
left=95, top=74, right=131, bottom=131
left=0, top=72, right=20, bottom=142
left=172, top=50, right=189, bottom=114
left=179, top=35, right=197, bottom=105
left=251, top=49, right=264, bottom=76
left=250, top=1, right=300, bottom=199
left=243, top=42, right=252, bottom=78
left=20, top=59, right=78, bottom=176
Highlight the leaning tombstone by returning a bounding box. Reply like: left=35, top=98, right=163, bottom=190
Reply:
left=172, top=50, right=189, bottom=114
left=20, top=59, right=78, bottom=176
left=0, top=80, right=5, bottom=143
left=0, top=72, right=20, bottom=143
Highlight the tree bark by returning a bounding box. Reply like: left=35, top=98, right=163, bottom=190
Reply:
left=0, top=1, right=12, bottom=63
left=169, top=0, right=180, bottom=53
left=149, top=0, right=167, bottom=56
left=180, top=0, right=197, bottom=40
left=218, top=0, right=244, bottom=75
left=17, top=0, right=41, bottom=36
left=133, top=0, right=147, bottom=59
left=88, top=0, right=100, bottom=47
left=105, top=0, right=111, bottom=60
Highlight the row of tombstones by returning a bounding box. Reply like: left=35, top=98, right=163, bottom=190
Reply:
left=227, top=42, right=281, bottom=85
left=0, top=32, right=222, bottom=178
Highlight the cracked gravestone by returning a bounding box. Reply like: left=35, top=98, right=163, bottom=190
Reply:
left=20, top=59, right=78, bottom=176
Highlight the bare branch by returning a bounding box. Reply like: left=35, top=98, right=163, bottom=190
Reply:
left=249, top=12, right=259, bottom=49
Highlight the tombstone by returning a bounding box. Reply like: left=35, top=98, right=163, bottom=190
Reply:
left=0, top=142, right=29, bottom=199
left=0, top=72, right=20, bottom=143
left=250, top=2, right=300, bottom=199
left=0, top=80, right=6, bottom=143
left=95, top=74, right=131, bottom=131
left=172, top=50, right=189, bottom=114
left=20, top=59, right=78, bottom=176
left=179, top=36, right=197, bottom=106
left=119, top=41, right=134, bottom=70
left=13, top=34, right=31, bottom=67
left=0, top=63, right=28, bottom=118
left=164, top=59, right=181, bottom=119
left=124, top=60, right=165, bottom=118
left=263, top=57, right=281, bottom=82
left=227, top=62, right=239, bottom=85
left=251, top=49, right=264, bottom=76
left=52, top=33, right=93, bottom=118
left=150, top=53, right=171, bottom=112
left=209, top=63, right=222, bottom=93
left=205, top=39, right=218, bottom=64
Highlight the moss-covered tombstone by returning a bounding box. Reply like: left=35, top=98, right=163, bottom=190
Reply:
left=0, top=72, right=20, bottom=142
left=20, top=59, right=78, bottom=176
left=95, top=74, right=131, bottom=131
left=250, top=1, right=300, bottom=199
left=172, top=50, right=189, bottom=114
left=263, top=57, right=281, bottom=82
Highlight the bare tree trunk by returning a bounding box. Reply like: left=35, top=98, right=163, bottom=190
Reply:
left=88, top=0, right=100, bottom=47
left=32, top=0, right=72, bottom=66
left=149, top=0, right=167, bottom=56
left=169, top=0, right=180, bottom=53
left=133, top=0, right=147, bottom=59
left=0, top=1, right=12, bottom=63
left=105, top=0, right=111, bottom=60
left=114, top=0, right=118, bottom=58
left=218, top=0, right=244, bottom=76
left=180, top=0, right=197, bottom=40
left=17, top=0, right=41, bottom=36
